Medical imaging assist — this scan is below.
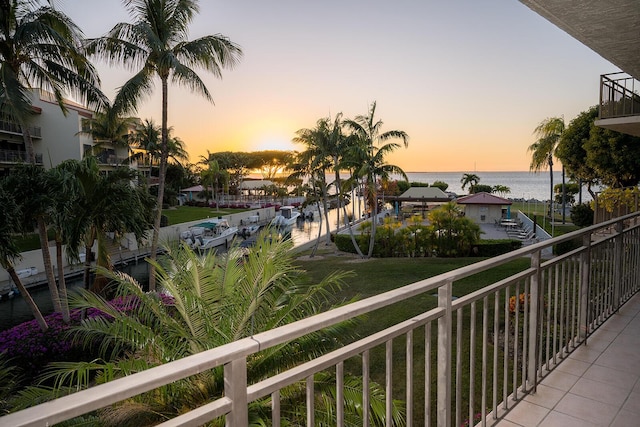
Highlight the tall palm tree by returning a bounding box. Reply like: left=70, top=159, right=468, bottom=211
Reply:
left=86, top=0, right=243, bottom=291
left=0, top=0, right=107, bottom=308
left=292, top=123, right=333, bottom=246
left=5, top=164, right=63, bottom=314
left=30, top=232, right=402, bottom=425
left=343, top=102, right=409, bottom=258
left=0, top=183, right=48, bottom=331
left=460, top=173, right=480, bottom=193
left=529, top=117, right=565, bottom=221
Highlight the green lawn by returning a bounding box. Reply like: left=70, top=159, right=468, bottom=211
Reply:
left=295, top=252, right=531, bottom=424
left=162, top=205, right=252, bottom=225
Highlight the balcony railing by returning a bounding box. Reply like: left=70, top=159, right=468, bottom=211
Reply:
left=2, top=212, right=640, bottom=426
left=599, top=72, right=640, bottom=119
left=0, top=150, right=43, bottom=164
left=0, top=120, right=41, bottom=138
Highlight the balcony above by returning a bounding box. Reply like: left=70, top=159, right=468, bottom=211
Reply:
left=596, top=73, right=640, bottom=137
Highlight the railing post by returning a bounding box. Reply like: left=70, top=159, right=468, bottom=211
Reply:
left=437, top=280, right=452, bottom=427
left=527, top=251, right=541, bottom=392
left=614, top=220, right=624, bottom=310
left=579, top=233, right=592, bottom=341
left=224, top=357, right=248, bottom=427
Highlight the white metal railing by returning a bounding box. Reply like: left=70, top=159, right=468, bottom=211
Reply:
left=3, top=212, right=640, bottom=426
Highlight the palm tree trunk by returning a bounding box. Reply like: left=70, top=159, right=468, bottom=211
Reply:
left=319, top=177, right=331, bottom=245
left=7, top=266, right=48, bottom=331
left=55, top=239, right=71, bottom=323
left=310, top=197, right=323, bottom=257
left=561, top=166, right=566, bottom=224
left=37, top=217, right=61, bottom=313
left=367, top=184, right=378, bottom=258
left=149, top=77, right=170, bottom=292
left=336, top=175, right=364, bottom=258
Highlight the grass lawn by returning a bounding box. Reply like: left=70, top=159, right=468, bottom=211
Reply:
left=295, top=251, right=531, bottom=424
left=162, top=205, right=252, bottom=225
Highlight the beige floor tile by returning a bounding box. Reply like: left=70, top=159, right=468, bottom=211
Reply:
left=540, top=371, right=580, bottom=392
left=610, top=409, right=640, bottom=427
left=595, top=349, right=640, bottom=372
left=583, top=364, right=639, bottom=392
left=493, top=419, right=522, bottom=426
left=599, top=315, right=632, bottom=333
left=554, top=358, right=590, bottom=376
left=523, top=384, right=566, bottom=409
left=554, top=393, right=619, bottom=425
left=622, top=390, right=640, bottom=414
left=567, top=346, right=602, bottom=364
left=538, top=410, right=598, bottom=427
left=503, top=401, right=550, bottom=427
left=569, top=377, right=629, bottom=407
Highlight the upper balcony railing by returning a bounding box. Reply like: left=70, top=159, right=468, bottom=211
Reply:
left=3, top=212, right=640, bottom=426
left=0, top=119, right=41, bottom=138
left=599, top=72, right=640, bottom=119
left=0, top=149, right=43, bottom=165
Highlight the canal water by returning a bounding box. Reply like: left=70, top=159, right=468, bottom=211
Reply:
left=0, top=197, right=366, bottom=331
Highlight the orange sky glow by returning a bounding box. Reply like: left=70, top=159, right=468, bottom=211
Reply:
left=63, top=0, right=614, bottom=173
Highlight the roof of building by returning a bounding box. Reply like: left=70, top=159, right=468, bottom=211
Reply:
left=181, top=185, right=204, bottom=193
left=239, top=180, right=274, bottom=190
left=396, top=187, right=450, bottom=200
left=456, top=192, right=512, bottom=205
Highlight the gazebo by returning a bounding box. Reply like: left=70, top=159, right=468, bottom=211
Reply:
left=455, top=192, right=512, bottom=224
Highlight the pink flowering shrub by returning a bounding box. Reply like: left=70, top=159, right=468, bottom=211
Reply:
left=0, top=294, right=174, bottom=382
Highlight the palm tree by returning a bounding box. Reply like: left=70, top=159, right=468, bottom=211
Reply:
left=5, top=164, right=63, bottom=315
left=86, top=0, right=243, bottom=291
left=292, top=123, right=334, bottom=247
left=0, top=0, right=106, bottom=308
left=343, top=102, right=409, bottom=258
left=57, top=157, right=154, bottom=294
left=0, top=183, right=48, bottom=331
left=492, top=184, right=511, bottom=197
left=82, top=103, right=136, bottom=160
left=31, top=232, right=402, bottom=425
left=529, top=117, right=565, bottom=222
left=460, top=173, right=480, bottom=193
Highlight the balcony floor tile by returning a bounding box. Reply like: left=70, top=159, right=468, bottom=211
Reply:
left=503, top=294, right=640, bottom=426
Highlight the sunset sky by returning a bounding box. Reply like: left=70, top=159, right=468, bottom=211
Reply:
left=62, top=0, right=613, bottom=172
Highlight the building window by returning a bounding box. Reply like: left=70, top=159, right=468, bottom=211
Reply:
left=81, top=118, right=91, bottom=133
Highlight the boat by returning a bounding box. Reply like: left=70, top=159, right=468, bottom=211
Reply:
left=270, top=206, right=301, bottom=227
left=180, top=218, right=238, bottom=250
left=239, top=224, right=261, bottom=238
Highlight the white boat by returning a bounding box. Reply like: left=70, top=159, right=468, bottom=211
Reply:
left=180, top=218, right=238, bottom=250
left=239, top=224, right=261, bottom=238
left=271, top=206, right=301, bottom=227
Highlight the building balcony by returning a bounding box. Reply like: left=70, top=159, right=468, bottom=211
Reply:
left=2, top=212, right=640, bottom=426
left=0, top=149, right=43, bottom=165
left=0, top=120, right=42, bottom=139
left=596, top=73, right=640, bottom=138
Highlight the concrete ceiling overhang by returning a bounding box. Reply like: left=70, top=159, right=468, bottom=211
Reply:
left=519, top=0, right=640, bottom=80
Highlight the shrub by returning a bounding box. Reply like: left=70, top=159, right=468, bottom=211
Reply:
left=554, top=237, right=582, bottom=255
left=571, top=203, right=594, bottom=227
left=472, top=239, right=522, bottom=257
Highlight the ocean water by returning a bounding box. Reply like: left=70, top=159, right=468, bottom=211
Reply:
left=397, top=171, right=594, bottom=202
